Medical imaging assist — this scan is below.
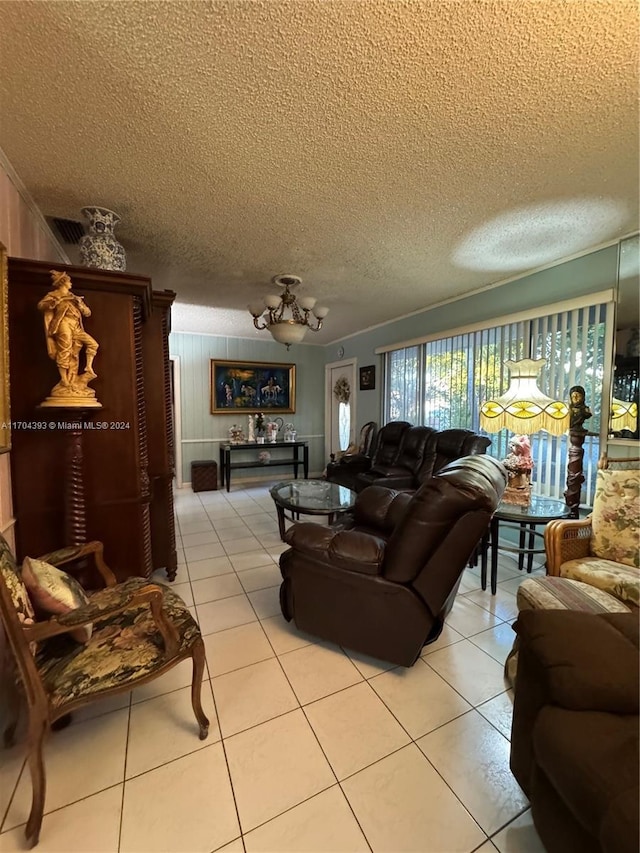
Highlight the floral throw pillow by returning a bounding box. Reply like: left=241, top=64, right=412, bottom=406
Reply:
left=21, top=557, right=92, bottom=643
left=591, top=469, right=640, bottom=569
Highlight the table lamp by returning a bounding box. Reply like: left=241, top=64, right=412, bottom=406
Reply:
left=480, top=358, right=570, bottom=504
left=610, top=398, right=638, bottom=435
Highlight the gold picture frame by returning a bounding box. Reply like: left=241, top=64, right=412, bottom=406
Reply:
left=0, top=243, right=9, bottom=452
left=210, top=359, right=296, bottom=414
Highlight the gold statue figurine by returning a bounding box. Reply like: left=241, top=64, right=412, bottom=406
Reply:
left=38, top=270, right=102, bottom=408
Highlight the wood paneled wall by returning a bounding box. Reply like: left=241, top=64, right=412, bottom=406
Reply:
left=0, top=149, right=67, bottom=550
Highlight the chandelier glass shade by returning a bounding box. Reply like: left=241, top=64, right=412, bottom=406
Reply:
left=480, top=358, right=570, bottom=435
left=610, top=398, right=638, bottom=433
left=249, top=274, right=329, bottom=348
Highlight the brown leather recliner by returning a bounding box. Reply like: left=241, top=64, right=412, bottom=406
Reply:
left=510, top=609, right=639, bottom=853
left=279, top=455, right=507, bottom=666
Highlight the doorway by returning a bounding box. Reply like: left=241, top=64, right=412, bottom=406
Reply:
left=325, top=359, right=357, bottom=462
left=170, top=356, right=183, bottom=488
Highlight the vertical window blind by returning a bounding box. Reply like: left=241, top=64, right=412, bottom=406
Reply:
left=384, top=301, right=608, bottom=505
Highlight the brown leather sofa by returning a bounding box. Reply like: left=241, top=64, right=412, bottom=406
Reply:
left=356, top=426, right=491, bottom=492
left=326, top=422, right=491, bottom=493
left=279, top=454, right=507, bottom=666
left=510, top=609, right=639, bottom=853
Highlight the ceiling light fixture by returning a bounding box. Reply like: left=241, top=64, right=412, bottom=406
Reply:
left=248, top=274, right=329, bottom=349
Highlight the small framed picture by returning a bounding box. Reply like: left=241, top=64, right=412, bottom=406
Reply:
left=359, top=365, right=376, bottom=391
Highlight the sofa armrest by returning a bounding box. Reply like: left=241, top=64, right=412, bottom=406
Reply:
left=514, top=609, right=639, bottom=713
left=284, top=523, right=386, bottom=574
left=544, top=517, right=592, bottom=575
left=327, top=454, right=372, bottom=475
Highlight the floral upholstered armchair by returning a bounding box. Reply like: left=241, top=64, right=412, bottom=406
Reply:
left=544, top=457, right=639, bottom=609
left=0, top=533, right=209, bottom=848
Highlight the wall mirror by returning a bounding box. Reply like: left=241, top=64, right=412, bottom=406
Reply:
left=611, top=233, right=639, bottom=439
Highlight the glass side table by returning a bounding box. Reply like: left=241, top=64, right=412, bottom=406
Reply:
left=481, top=495, right=572, bottom=594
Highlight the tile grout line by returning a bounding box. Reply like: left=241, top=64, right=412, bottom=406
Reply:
left=116, top=692, right=133, bottom=852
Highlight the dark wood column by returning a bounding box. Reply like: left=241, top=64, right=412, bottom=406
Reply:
left=564, top=429, right=586, bottom=519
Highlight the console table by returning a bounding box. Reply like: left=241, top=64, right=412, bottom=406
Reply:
left=219, top=440, right=309, bottom=492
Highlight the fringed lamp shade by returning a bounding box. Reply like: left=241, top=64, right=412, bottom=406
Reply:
left=480, top=359, right=570, bottom=435
left=611, top=398, right=638, bottom=433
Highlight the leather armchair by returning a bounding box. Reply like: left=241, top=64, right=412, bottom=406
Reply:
left=325, top=421, right=378, bottom=490
left=279, top=455, right=507, bottom=666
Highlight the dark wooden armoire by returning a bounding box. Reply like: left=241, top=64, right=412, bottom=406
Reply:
left=7, top=258, right=177, bottom=583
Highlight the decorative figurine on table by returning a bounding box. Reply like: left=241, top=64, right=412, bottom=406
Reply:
left=255, top=412, right=266, bottom=443
left=266, top=418, right=281, bottom=443
left=247, top=414, right=255, bottom=442
left=502, top=434, right=534, bottom=505
left=38, top=270, right=102, bottom=408
left=228, top=424, right=244, bottom=444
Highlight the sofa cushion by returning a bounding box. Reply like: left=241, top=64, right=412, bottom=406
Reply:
left=533, top=706, right=639, bottom=844
left=37, top=578, right=201, bottom=710
left=21, top=556, right=92, bottom=643
left=590, top=468, right=639, bottom=568
left=559, top=557, right=640, bottom=608
left=517, top=576, right=632, bottom=614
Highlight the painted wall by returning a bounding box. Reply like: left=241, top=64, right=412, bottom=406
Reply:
left=169, top=332, right=325, bottom=484
left=331, top=245, right=621, bottom=429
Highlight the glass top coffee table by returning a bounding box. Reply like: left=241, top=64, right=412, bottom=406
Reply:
left=270, top=480, right=358, bottom=541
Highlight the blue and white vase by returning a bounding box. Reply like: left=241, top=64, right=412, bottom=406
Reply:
left=78, top=206, right=126, bottom=271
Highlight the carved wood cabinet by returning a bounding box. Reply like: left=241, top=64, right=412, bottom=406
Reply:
left=7, top=258, right=177, bottom=583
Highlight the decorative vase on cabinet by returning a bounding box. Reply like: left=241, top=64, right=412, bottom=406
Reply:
left=78, top=206, right=126, bottom=271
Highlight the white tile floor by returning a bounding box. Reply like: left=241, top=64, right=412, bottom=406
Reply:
left=0, top=482, right=548, bottom=853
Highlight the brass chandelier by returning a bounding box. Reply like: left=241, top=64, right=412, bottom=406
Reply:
left=248, top=274, right=329, bottom=348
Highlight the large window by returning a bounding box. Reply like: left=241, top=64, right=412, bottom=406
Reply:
left=384, top=300, right=610, bottom=505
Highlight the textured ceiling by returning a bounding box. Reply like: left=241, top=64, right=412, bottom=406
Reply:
left=0, top=0, right=638, bottom=345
